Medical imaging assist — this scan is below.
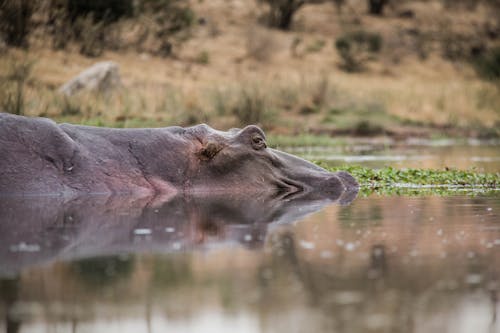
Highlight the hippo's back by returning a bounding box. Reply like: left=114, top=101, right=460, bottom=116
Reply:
left=0, top=113, right=78, bottom=195
left=0, top=113, right=187, bottom=196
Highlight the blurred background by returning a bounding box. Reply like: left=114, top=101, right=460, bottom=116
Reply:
left=0, top=0, right=499, bottom=138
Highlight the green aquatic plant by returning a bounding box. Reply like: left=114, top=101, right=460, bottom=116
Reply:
left=326, top=165, right=500, bottom=196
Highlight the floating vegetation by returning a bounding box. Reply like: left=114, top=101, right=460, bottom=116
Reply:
left=327, top=165, right=500, bottom=196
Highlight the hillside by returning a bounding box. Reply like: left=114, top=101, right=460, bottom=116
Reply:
left=0, top=0, right=499, bottom=138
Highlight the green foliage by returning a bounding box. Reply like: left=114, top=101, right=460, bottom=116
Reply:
left=359, top=186, right=499, bottom=197
left=327, top=165, right=500, bottom=196
left=335, top=31, right=382, bottom=72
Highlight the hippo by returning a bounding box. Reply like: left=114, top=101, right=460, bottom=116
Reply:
left=0, top=113, right=358, bottom=201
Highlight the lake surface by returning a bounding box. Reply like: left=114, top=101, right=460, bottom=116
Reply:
left=1, top=193, right=499, bottom=333
left=1, top=140, right=499, bottom=333
left=280, top=138, right=500, bottom=172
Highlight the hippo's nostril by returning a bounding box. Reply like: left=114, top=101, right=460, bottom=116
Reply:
left=335, top=171, right=359, bottom=190
left=317, top=175, right=346, bottom=200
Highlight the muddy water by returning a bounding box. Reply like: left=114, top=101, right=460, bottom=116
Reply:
left=282, top=139, right=500, bottom=171
left=0, top=191, right=499, bottom=333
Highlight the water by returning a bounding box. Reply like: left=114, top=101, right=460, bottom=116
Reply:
left=281, top=138, right=500, bottom=171
left=1, top=140, right=499, bottom=333
left=0, top=192, right=499, bottom=333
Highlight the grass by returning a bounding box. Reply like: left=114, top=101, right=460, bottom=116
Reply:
left=329, top=165, right=500, bottom=196
left=268, top=134, right=347, bottom=147
left=1, top=48, right=499, bottom=137
left=321, top=102, right=400, bottom=135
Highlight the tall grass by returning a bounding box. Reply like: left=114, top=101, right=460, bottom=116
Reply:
left=1, top=50, right=498, bottom=136
left=0, top=58, right=34, bottom=115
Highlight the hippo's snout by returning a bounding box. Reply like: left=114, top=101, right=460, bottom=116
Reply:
left=301, top=173, right=359, bottom=203
left=269, top=148, right=358, bottom=201
left=273, top=173, right=355, bottom=202
left=306, top=174, right=346, bottom=200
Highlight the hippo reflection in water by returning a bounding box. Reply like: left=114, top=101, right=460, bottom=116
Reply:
left=0, top=113, right=358, bottom=200
left=0, top=190, right=357, bottom=275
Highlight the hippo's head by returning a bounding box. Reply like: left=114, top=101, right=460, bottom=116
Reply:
left=186, top=124, right=358, bottom=203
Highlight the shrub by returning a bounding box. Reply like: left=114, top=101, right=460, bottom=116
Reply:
left=0, top=0, right=35, bottom=48
left=246, top=27, right=277, bottom=62
left=43, top=0, right=121, bottom=56
left=133, top=0, right=194, bottom=57
left=354, top=120, right=384, bottom=136
left=138, top=0, right=194, bottom=33
left=442, top=0, right=479, bottom=10
left=333, top=0, right=346, bottom=13
left=440, top=32, right=474, bottom=61
left=44, top=0, right=193, bottom=57
left=473, top=47, right=500, bottom=81
left=48, top=0, right=73, bottom=50
left=260, top=0, right=305, bottom=30
left=67, top=0, right=133, bottom=23
left=367, top=0, right=389, bottom=15
left=232, top=88, right=269, bottom=125
left=195, top=50, right=210, bottom=65
left=74, top=14, right=106, bottom=57
left=0, top=59, right=33, bottom=115
left=335, top=30, right=382, bottom=72
left=61, top=97, right=82, bottom=116
left=306, top=39, right=326, bottom=53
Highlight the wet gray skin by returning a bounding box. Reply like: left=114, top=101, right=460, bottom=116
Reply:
left=0, top=113, right=358, bottom=201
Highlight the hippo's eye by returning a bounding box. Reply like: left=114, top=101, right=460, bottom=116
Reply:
left=251, top=135, right=266, bottom=150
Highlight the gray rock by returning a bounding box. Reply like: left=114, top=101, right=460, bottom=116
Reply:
left=59, top=61, right=121, bottom=96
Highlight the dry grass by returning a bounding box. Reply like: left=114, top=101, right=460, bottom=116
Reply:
left=0, top=0, right=499, bottom=136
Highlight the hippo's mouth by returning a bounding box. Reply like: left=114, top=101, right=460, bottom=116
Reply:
left=274, top=178, right=305, bottom=200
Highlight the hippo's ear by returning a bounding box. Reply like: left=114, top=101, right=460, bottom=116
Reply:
left=198, top=140, right=223, bottom=160
left=237, top=125, right=267, bottom=150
